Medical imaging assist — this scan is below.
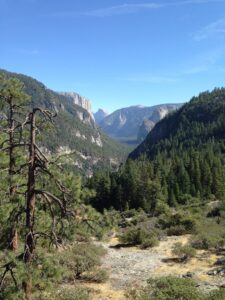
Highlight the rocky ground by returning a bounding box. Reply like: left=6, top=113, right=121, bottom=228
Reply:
left=84, top=234, right=225, bottom=299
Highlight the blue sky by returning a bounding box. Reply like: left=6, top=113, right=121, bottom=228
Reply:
left=1, top=0, right=225, bottom=113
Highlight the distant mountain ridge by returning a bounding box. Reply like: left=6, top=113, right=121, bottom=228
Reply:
left=99, top=104, right=183, bottom=144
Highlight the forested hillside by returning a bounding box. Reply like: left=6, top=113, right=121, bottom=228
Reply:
left=130, top=88, right=225, bottom=160
left=88, top=88, right=225, bottom=211
left=0, top=69, right=130, bottom=175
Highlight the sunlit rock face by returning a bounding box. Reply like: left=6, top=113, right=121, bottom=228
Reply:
left=99, top=104, right=183, bottom=144
left=59, top=92, right=94, bottom=120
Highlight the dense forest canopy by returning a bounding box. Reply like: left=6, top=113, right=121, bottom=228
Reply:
left=87, top=88, right=225, bottom=212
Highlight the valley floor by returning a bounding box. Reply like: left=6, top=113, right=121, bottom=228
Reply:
left=82, top=235, right=225, bottom=299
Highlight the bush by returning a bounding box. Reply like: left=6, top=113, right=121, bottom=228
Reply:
left=140, top=236, right=159, bottom=249
left=130, top=213, right=148, bottom=226
left=207, top=289, right=225, bottom=300
left=167, top=225, right=188, bottom=236
left=122, top=209, right=140, bottom=219
left=127, top=276, right=204, bottom=300
left=154, top=201, right=170, bottom=216
left=147, top=276, right=204, bottom=300
left=58, top=243, right=106, bottom=280
left=191, top=220, right=225, bottom=250
left=158, top=212, right=196, bottom=235
left=82, top=269, right=109, bottom=283
left=119, top=227, right=159, bottom=248
left=172, top=242, right=196, bottom=261
left=177, top=194, right=199, bottom=205
left=207, top=207, right=221, bottom=218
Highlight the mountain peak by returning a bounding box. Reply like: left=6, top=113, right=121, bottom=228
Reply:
left=94, top=108, right=108, bottom=124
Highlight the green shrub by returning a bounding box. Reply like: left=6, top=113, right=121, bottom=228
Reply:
left=130, top=213, right=148, bottom=226
left=172, top=242, right=196, bottom=261
left=127, top=276, right=204, bottom=300
left=147, top=276, right=204, bottom=300
left=119, top=227, right=159, bottom=248
left=167, top=225, right=188, bottom=236
left=207, top=207, right=221, bottom=218
left=158, top=212, right=196, bottom=235
left=122, top=209, right=141, bottom=219
left=154, top=201, right=170, bottom=216
left=191, top=220, right=225, bottom=249
left=177, top=194, right=197, bottom=205
left=207, top=289, right=225, bottom=300
left=82, top=269, right=109, bottom=283
left=192, top=234, right=225, bottom=250
left=140, top=236, right=159, bottom=249
left=58, top=243, right=106, bottom=280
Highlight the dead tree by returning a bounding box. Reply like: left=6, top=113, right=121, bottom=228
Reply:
left=23, top=108, right=73, bottom=300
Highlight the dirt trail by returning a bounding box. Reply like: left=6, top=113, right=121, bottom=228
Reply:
left=85, top=235, right=225, bottom=299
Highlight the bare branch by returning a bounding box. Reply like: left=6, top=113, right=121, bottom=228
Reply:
left=0, top=143, right=28, bottom=152
left=35, top=190, right=65, bottom=212
left=34, top=144, right=49, bottom=162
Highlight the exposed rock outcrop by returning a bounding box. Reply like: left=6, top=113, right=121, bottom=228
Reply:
left=60, top=92, right=94, bottom=120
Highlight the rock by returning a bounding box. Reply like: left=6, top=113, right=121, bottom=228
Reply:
left=59, top=92, right=94, bottom=120
left=94, top=109, right=108, bottom=124
left=183, top=272, right=195, bottom=278
left=215, top=258, right=225, bottom=266
left=208, top=270, right=219, bottom=276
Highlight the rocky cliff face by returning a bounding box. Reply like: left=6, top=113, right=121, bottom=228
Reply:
left=137, top=104, right=183, bottom=142
left=94, top=109, right=108, bottom=124
left=60, top=92, right=94, bottom=120
left=99, top=104, right=183, bottom=144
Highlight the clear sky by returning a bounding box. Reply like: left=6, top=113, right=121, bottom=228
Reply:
left=1, top=0, right=225, bottom=113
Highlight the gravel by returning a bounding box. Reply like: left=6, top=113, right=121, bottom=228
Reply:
left=100, top=243, right=164, bottom=289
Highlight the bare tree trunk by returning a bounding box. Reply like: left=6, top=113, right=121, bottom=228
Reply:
left=24, top=111, right=36, bottom=300
left=8, top=97, right=15, bottom=176
left=8, top=97, right=18, bottom=251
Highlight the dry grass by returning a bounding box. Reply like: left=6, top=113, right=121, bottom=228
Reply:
left=82, top=282, right=126, bottom=300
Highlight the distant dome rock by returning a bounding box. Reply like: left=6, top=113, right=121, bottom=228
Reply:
left=94, top=109, right=108, bottom=124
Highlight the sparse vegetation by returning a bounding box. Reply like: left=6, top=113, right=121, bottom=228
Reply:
left=172, top=242, right=196, bottom=262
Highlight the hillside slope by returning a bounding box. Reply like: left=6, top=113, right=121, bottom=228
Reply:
left=0, top=69, right=130, bottom=174
left=129, top=88, right=225, bottom=160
